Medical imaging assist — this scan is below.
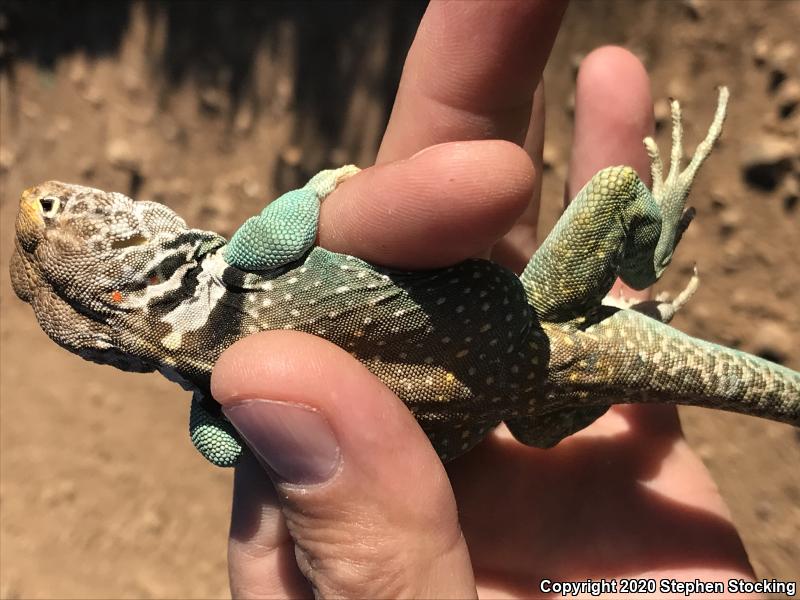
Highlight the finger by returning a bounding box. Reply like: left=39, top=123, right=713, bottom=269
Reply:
left=491, top=79, right=546, bottom=273
left=320, top=140, right=533, bottom=268
left=212, top=332, right=476, bottom=599
left=567, top=45, right=655, bottom=303
left=228, top=453, right=312, bottom=599
left=377, top=0, right=566, bottom=163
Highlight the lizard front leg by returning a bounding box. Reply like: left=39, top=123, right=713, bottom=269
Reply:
left=192, top=165, right=360, bottom=465
left=189, top=393, right=243, bottom=467
left=224, top=165, right=359, bottom=271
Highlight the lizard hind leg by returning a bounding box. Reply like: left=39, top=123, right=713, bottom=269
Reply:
left=189, top=393, right=243, bottom=467
left=519, top=87, right=728, bottom=323
left=504, top=406, right=610, bottom=449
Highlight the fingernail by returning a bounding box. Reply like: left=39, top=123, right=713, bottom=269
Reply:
left=223, top=400, right=340, bottom=485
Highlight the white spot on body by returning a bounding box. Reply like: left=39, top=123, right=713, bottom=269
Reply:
left=162, top=331, right=182, bottom=350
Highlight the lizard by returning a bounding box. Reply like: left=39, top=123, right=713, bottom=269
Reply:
left=10, top=87, right=800, bottom=467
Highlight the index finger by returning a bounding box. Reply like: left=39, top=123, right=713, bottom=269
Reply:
left=377, top=0, right=567, bottom=163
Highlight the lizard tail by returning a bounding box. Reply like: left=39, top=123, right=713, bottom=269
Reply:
left=545, top=309, right=800, bottom=427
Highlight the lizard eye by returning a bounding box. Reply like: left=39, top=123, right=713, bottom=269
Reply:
left=39, top=196, right=61, bottom=217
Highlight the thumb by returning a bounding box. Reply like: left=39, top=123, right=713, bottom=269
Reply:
left=212, top=331, right=476, bottom=599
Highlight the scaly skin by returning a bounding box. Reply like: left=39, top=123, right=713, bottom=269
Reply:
left=10, top=88, right=800, bottom=467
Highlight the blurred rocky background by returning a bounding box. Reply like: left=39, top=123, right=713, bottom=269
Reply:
left=1, top=1, right=798, bottom=597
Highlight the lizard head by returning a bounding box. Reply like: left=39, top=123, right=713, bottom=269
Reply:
left=11, top=181, right=224, bottom=371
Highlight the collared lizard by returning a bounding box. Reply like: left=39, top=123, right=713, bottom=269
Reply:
left=10, top=87, right=800, bottom=467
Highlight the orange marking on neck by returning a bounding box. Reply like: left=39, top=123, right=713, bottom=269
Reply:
left=111, top=290, right=123, bottom=303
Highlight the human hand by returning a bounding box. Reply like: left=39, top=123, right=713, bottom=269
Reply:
left=212, top=2, right=756, bottom=597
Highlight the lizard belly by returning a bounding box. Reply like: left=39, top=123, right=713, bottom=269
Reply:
left=215, top=247, right=537, bottom=423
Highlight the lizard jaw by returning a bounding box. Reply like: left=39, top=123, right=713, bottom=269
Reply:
left=15, top=187, right=47, bottom=252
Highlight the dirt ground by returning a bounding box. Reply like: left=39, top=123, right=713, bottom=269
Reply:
left=1, top=2, right=798, bottom=598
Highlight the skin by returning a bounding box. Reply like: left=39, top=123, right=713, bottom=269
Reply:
left=211, top=2, right=757, bottom=597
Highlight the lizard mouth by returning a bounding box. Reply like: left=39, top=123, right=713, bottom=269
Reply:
left=12, top=190, right=46, bottom=304
left=10, top=244, right=35, bottom=303
left=15, top=189, right=46, bottom=253
left=13, top=185, right=67, bottom=303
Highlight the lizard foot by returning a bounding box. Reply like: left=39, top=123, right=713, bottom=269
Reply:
left=189, top=393, right=243, bottom=467
left=601, top=264, right=699, bottom=321
left=643, top=87, right=728, bottom=272
left=621, top=265, right=700, bottom=324
left=305, top=164, right=360, bottom=199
